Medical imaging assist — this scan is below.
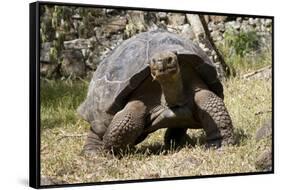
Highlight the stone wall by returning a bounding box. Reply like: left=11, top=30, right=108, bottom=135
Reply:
left=40, top=7, right=272, bottom=79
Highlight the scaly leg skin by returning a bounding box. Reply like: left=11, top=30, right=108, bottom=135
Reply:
left=164, top=127, right=195, bottom=149
left=103, top=100, right=147, bottom=153
left=194, top=89, right=235, bottom=148
left=82, top=129, right=104, bottom=157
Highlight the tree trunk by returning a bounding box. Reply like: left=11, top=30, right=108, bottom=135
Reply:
left=186, top=14, right=233, bottom=79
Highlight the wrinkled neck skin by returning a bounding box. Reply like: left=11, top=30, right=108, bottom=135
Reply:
left=158, top=73, right=186, bottom=107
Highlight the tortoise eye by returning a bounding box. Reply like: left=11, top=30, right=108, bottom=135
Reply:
left=167, top=57, right=173, bottom=63
left=151, top=58, right=156, bottom=65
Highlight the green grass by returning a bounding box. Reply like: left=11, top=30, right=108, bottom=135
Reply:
left=222, top=48, right=272, bottom=76
left=40, top=79, right=88, bottom=129
left=40, top=73, right=272, bottom=184
left=217, top=29, right=272, bottom=76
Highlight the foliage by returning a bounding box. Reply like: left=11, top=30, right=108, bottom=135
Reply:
left=223, top=29, right=259, bottom=57
left=218, top=29, right=271, bottom=76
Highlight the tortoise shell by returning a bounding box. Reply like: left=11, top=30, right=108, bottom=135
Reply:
left=78, top=30, right=223, bottom=131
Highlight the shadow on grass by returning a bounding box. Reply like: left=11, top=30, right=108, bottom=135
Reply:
left=189, top=127, right=250, bottom=146
left=113, top=129, right=250, bottom=158
left=233, top=128, right=250, bottom=145
left=136, top=143, right=168, bottom=155
left=114, top=142, right=195, bottom=158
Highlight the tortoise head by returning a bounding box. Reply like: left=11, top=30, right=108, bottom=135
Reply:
left=149, top=51, right=180, bottom=81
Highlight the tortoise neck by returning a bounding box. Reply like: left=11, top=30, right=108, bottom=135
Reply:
left=159, top=73, right=186, bottom=107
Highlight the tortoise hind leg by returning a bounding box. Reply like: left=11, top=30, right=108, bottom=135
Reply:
left=194, top=89, right=235, bottom=148
left=164, top=127, right=195, bottom=149
left=82, top=129, right=103, bottom=156
left=103, top=100, right=147, bottom=152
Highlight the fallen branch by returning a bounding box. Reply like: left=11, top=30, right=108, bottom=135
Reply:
left=166, top=25, right=182, bottom=33
left=243, top=65, right=272, bottom=79
left=57, top=130, right=88, bottom=141
left=40, top=144, right=49, bottom=154
left=255, top=110, right=272, bottom=116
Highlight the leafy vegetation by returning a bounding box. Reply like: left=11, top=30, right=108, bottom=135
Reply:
left=223, top=29, right=259, bottom=57
left=218, top=29, right=271, bottom=76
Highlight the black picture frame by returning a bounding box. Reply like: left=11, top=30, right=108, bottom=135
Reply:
left=30, top=1, right=274, bottom=188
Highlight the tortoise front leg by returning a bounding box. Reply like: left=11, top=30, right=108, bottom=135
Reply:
left=103, top=100, right=147, bottom=152
left=194, top=89, right=235, bottom=147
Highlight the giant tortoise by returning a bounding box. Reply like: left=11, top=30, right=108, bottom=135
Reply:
left=78, top=30, right=235, bottom=154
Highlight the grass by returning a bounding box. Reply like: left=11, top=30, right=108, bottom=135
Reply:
left=217, top=30, right=272, bottom=77
left=222, top=47, right=272, bottom=77
left=40, top=72, right=272, bottom=184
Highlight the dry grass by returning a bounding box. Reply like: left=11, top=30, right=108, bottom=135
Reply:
left=40, top=73, right=272, bottom=184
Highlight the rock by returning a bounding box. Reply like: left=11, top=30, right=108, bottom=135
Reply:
left=64, top=38, right=92, bottom=50
left=40, top=42, right=52, bottom=63
left=103, top=16, right=127, bottom=35
left=255, top=149, right=272, bottom=171
left=261, top=24, right=267, bottom=32
left=208, top=21, right=216, bottom=32
left=72, top=13, right=82, bottom=20
left=256, top=119, right=272, bottom=141
left=209, top=15, right=227, bottom=23
left=186, top=14, right=205, bottom=39
left=240, top=21, right=254, bottom=32
left=167, top=13, right=186, bottom=26
left=158, top=12, right=168, bottom=21
left=208, top=22, right=225, bottom=32
left=181, top=24, right=196, bottom=40
left=242, top=20, right=249, bottom=26
left=61, top=50, right=86, bottom=78
left=236, top=17, right=242, bottom=23
left=255, top=25, right=261, bottom=32
left=211, top=30, right=223, bottom=42
left=217, top=22, right=225, bottom=32
left=105, top=9, right=124, bottom=16
left=248, top=18, right=255, bottom=25
left=85, top=51, right=101, bottom=71
left=225, top=21, right=241, bottom=30
left=41, top=176, right=68, bottom=186
left=260, top=18, right=265, bottom=25
left=184, top=156, right=202, bottom=166
left=265, top=19, right=272, bottom=27
left=40, top=63, right=57, bottom=78
left=144, top=12, right=158, bottom=26
left=125, top=11, right=147, bottom=37
left=255, top=18, right=260, bottom=24
left=214, top=62, right=225, bottom=79
left=144, top=172, right=161, bottom=179
left=249, top=17, right=260, bottom=26
left=174, top=156, right=202, bottom=170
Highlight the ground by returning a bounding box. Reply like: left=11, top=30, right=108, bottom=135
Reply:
left=40, top=71, right=272, bottom=184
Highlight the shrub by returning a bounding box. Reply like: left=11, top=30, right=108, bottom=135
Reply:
left=218, top=29, right=271, bottom=75
left=223, top=29, right=259, bottom=57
